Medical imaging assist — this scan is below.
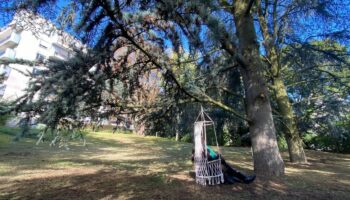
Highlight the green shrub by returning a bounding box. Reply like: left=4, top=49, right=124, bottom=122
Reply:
left=302, top=132, right=350, bottom=153
left=180, top=133, right=192, bottom=143
left=231, top=134, right=242, bottom=147
left=0, top=114, right=13, bottom=126
left=36, top=123, right=47, bottom=130
left=277, top=135, right=288, bottom=151
left=0, top=126, right=20, bottom=136
left=303, top=132, right=317, bottom=147
left=313, top=135, right=337, bottom=151
left=341, top=136, right=350, bottom=153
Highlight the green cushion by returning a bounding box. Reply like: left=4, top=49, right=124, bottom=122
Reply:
left=207, top=146, right=217, bottom=159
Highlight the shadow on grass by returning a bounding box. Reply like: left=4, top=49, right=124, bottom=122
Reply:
left=1, top=129, right=350, bottom=200
left=1, top=168, right=294, bottom=200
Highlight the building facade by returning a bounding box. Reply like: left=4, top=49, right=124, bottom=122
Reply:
left=0, top=11, right=82, bottom=101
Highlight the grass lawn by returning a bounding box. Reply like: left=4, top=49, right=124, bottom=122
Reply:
left=0, top=127, right=349, bottom=200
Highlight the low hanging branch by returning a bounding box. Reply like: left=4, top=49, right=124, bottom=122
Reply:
left=245, top=0, right=256, bottom=15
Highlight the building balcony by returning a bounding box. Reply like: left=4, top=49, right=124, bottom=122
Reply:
left=0, top=48, right=16, bottom=60
left=0, top=26, right=12, bottom=38
left=0, top=31, right=21, bottom=50
left=48, top=44, right=70, bottom=60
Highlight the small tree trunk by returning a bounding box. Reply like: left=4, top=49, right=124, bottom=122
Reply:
left=175, top=129, right=180, bottom=141
left=133, top=117, right=145, bottom=136
left=136, top=123, right=145, bottom=136
left=175, top=111, right=180, bottom=141
left=240, top=68, right=285, bottom=176
left=216, top=119, right=225, bottom=146
left=273, top=77, right=307, bottom=163
left=233, top=0, right=285, bottom=176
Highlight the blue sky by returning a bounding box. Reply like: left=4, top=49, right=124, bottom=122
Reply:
left=1, top=0, right=349, bottom=51
left=0, top=0, right=68, bottom=28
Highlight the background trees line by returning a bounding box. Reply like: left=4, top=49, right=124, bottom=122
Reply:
left=0, top=0, right=349, bottom=176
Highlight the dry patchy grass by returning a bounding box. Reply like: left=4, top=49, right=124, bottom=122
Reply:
left=0, top=129, right=349, bottom=200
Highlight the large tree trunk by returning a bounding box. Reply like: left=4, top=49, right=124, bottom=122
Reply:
left=267, top=42, right=307, bottom=163
left=233, top=0, right=285, bottom=176
left=273, top=76, right=307, bottom=163
left=269, top=47, right=307, bottom=163
left=256, top=0, right=307, bottom=163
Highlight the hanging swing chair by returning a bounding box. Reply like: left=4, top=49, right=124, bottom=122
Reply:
left=193, top=107, right=224, bottom=186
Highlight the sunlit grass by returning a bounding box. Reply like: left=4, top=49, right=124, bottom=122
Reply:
left=0, top=126, right=349, bottom=199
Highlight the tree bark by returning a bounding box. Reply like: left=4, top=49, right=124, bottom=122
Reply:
left=268, top=44, right=307, bottom=163
left=256, top=0, right=307, bottom=163
left=133, top=117, right=145, bottom=136
left=233, top=0, right=285, bottom=176
left=175, top=112, right=180, bottom=141
left=273, top=76, right=307, bottom=163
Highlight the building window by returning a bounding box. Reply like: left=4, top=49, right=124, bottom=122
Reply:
left=53, top=45, right=69, bottom=59
left=39, top=44, right=48, bottom=49
left=0, top=84, right=6, bottom=97
left=32, top=67, right=41, bottom=76
left=36, top=53, right=45, bottom=62
left=0, top=65, right=11, bottom=78
left=4, top=65, right=11, bottom=78
left=44, top=30, right=52, bottom=37
left=39, top=40, right=49, bottom=50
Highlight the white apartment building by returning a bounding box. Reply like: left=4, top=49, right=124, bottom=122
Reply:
left=0, top=11, right=83, bottom=101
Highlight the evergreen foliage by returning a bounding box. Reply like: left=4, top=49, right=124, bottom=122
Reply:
left=0, top=0, right=349, bottom=176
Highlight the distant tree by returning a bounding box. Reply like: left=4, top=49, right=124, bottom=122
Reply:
left=242, top=0, right=350, bottom=162
left=283, top=39, right=350, bottom=152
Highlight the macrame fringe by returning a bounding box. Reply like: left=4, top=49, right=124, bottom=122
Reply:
left=195, top=174, right=224, bottom=186
left=194, top=156, right=224, bottom=186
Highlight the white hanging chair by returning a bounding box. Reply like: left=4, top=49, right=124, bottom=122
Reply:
left=194, top=107, right=224, bottom=186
